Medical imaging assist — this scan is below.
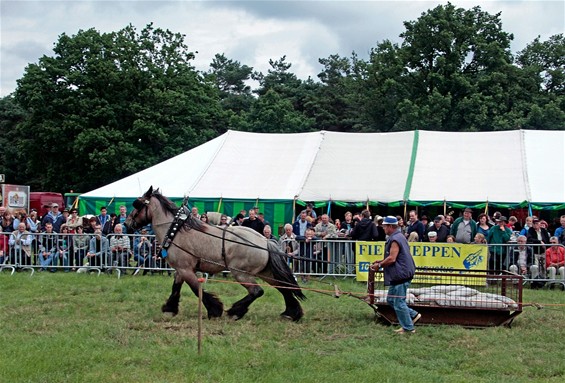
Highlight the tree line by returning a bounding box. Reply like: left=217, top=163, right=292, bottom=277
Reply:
left=0, top=3, right=563, bottom=193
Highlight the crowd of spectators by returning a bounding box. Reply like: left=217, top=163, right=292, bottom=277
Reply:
left=267, top=207, right=565, bottom=281
left=0, top=204, right=164, bottom=275
left=1, top=203, right=564, bottom=281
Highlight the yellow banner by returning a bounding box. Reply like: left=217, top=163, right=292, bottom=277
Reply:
left=356, top=242, right=488, bottom=284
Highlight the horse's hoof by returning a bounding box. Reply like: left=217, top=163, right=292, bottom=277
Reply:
left=161, top=306, right=178, bottom=317
left=162, top=311, right=175, bottom=318
left=280, top=314, right=293, bottom=321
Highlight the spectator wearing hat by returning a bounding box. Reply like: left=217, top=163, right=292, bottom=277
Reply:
left=427, top=231, right=438, bottom=242
left=450, top=208, right=477, bottom=244
left=425, top=216, right=449, bottom=242
left=487, top=216, right=512, bottom=270
left=370, top=216, right=420, bottom=334
left=62, top=208, right=70, bottom=225
left=41, top=203, right=65, bottom=232
left=421, top=215, right=429, bottom=228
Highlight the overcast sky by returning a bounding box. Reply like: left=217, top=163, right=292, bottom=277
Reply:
left=1, top=0, right=563, bottom=97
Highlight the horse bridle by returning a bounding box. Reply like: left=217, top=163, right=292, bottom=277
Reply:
left=130, top=198, right=150, bottom=230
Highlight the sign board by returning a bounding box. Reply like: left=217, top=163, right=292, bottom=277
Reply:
left=356, top=241, right=488, bottom=285
left=0, top=184, right=30, bottom=214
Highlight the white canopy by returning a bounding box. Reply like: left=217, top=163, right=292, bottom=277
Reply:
left=81, top=129, right=565, bottom=205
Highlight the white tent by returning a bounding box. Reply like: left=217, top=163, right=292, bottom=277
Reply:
left=81, top=129, right=565, bottom=205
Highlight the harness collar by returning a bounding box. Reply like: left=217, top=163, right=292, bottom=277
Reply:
left=159, top=204, right=189, bottom=258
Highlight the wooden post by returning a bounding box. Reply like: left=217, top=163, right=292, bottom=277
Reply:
left=368, top=268, right=376, bottom=304
left=197, top=277, right=205, bottom=354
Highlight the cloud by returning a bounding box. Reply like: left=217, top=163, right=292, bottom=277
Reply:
left=1, top=0, right=563, bottom=97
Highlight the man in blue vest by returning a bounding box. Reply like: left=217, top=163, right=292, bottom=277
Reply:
left=371, top=216, right=421, bottom=334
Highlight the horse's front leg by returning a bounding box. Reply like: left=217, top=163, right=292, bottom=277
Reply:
left=162, top=271, right=183, bottom=316
left=183, top=270, right=224, bottom=319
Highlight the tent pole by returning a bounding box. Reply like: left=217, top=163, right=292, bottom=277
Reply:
left=403, top=200, right=407, bottom=222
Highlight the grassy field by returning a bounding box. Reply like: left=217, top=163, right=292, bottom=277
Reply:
left=1, top=272, right=565, bottom=383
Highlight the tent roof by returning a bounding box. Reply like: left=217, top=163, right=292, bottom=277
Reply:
left=81, top=129, right=565, bottom=205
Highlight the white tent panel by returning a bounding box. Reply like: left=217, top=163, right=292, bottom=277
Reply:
left=81, top=133, right=227, bottom=198
left=299, top=131, right=414, bottom=202
left=523, top=130, right=565, bottom=203
left=188, top=130, right=322, bottom=199
left=81, top=129, right=564, bottom=206
left=409, top=130, right=529, bottom=203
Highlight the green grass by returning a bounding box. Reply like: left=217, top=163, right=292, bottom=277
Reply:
left=1, top=272, right=565, bottom=383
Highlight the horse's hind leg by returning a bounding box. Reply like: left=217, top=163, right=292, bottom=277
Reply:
left=277, top=287, right=304, bottom=322
left=162, top=272, right=183, bottom=316
left=227, top=274, right=264, bottom=320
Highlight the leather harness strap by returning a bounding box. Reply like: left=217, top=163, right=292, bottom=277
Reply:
left=221, top=225, right=228, bottom=265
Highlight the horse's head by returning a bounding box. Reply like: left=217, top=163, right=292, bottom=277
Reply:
left=124, top=186, right=154, bottom=231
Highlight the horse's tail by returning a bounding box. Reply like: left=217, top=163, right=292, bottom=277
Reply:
left=266, top=241, right=306, bottom=301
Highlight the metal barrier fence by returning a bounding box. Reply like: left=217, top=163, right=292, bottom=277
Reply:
left=491, top=242, right=565, bottom=289
left=1, top=230, right=564, bottom=288
left=0, top=231, right=171, bottom=277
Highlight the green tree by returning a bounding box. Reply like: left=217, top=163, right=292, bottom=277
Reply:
left=14, top=24, right=224, bottom=192
left=245, top=89, right=314, bottom=133
left=517, top=34, right=565, bottom=95
left=0, top=96, right=28, bottom=185
left=360, top=3, right=545, bottom=132
left=364, top=40, right=410, bottom=131
left=253, top=56, right=303, bottom=98
left=314, top=53, right=369, bottom=132
left=206, top=53, right=255, bottom=130
left=247, top=56, right=316, bottom=133
left=516, top=34, right=565, bottom=130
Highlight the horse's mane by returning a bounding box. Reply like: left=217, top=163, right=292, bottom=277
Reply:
left=150, top=190, right=206, bottom=232
left=150, top=191, right=179, bottom=216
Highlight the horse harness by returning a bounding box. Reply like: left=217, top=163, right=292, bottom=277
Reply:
left=159, top=200, right=229, bottom=270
